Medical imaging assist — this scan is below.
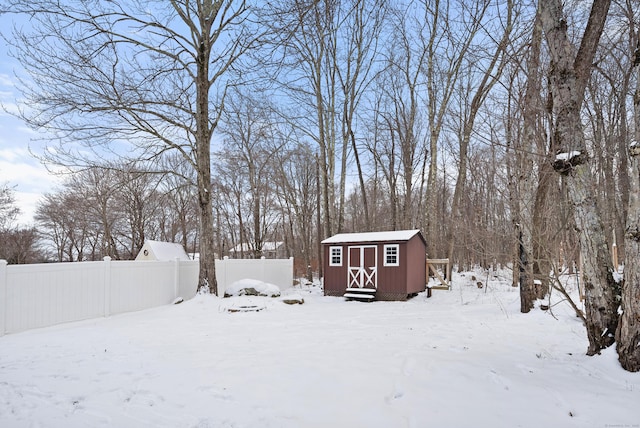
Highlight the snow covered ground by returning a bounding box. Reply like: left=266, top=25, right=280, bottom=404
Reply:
left=1, top=269, right=638, bottom=428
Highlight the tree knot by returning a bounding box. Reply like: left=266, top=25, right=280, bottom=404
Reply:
left=553, top=151, right=586, bottom=175
left=626, top=227, right=640, bottom=242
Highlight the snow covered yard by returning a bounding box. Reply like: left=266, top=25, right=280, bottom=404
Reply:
left=1, top=271, right=638, bottom=428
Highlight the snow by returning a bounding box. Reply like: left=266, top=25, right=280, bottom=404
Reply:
left=1, top=269, right=638, bottom=428
left=555, top=151, right=581, bottom=161
left=321, top=229, right=421, bottom=244
left=343, top=293, right=375, bottom=299
left=224, top=278, right=281, bottom=297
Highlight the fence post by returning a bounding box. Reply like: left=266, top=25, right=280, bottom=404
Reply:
left=219, top=256, right=229, bottom=297
left=0, top=260, right=7, bottom=336
left=290, top=257, right=294, bottom=286
left=174, top=257, right=180, bottom=299
left=103, top=256, right=112, bottom=317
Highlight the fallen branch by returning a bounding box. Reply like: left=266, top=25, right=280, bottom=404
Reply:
left=550, top=268, right=586, bottom=323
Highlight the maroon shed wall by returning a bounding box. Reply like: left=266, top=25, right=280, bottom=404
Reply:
left=406, top=235, right=427, bottom=294
left=323, top=244, right=348, bottom=296
left=374, top=241, right=408, bottom=300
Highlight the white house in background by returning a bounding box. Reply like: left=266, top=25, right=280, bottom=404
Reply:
left=135, top=240, right=191, bottom=261
left=228, top=241, right=287, bottom=259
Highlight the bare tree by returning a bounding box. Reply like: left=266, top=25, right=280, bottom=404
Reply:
left=0, top=227, right=40, bottom=264
left=335, top=0, right=386, bottom=231
left=3, top=0, right=255, bottom=294
left=73, top=168, right=123, bottom=259
left=0, top=182, right=19, bottom=232
left=115, top=168, right=163, bottom=259
left=156, top=155, right=199, bottom=254
left=540, top=0, right=619, bottom=355
left=273, top=142, right=319, bottom=280
left=368, top=89, right=401, bottom=230
left=369, top=34, right=427, bottom=231
left=0, top=184, right=41, bottom=264
left=447, top=0, right=515, bottom=264
left=260, top=0, right=340, bottom=237
left=219, top=90, right=283, bottom=258
left=516, top=2, right=546, bottom=312
left=34, top=164, right=195, bottom=261
left=34, top=193, right=71, bottom=262
left=261, top=0, right=386, bottom=237
left=417, top=0, right=486, bottom=257
left=35, top=189, right=96, bottom=262
left=382, top=6, right=428, bottom=230
left=215, top=154, right=249, bottom=257
left=616, top=30, right=640, bottom=371
left=583, top=0, right=638, bottom=265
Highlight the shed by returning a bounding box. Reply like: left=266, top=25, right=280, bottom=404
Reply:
left=321, top=229, right=427, bottom=301
left=135, top=240, right=191, bottom=261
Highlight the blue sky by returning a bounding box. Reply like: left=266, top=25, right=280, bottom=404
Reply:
left=0, top=14, right=61, bottom=226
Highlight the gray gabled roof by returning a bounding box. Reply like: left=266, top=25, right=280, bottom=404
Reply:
left=321, top=229, right=424, bottom=245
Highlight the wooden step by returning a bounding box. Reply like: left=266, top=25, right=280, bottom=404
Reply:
left=345, top=287, right=376, bottom=293
left=344, top=287, right=376, bottom=302
left=344, top=293, right=375, bottom=301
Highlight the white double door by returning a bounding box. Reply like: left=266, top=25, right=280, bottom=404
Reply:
left=347, top=245, right=377, bottom=289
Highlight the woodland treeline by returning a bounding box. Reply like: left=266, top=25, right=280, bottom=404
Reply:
left=0, top=1, right=639, bottom=369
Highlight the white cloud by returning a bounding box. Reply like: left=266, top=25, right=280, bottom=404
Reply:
left=0, top=150, right=58, bottom=191
left=0, top=100, right=21, bottom=116
left=0, top=146, right=28, bottom=162
left=0, top=73, right=14, bottom=87
left=13, top=190, right=43, bottom=226
left=0, top=147, right=61, bottom=225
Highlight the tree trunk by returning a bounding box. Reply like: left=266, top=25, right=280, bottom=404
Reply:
left=196, top=113, right=217, bottom=293
left=350, top=128, right=370, bottom=230
left=568, top=166, right=619, bottom=354
left=616, top=43, right=640, bottom=372
left=316, top=152, right=323, bottom=280
left=447, top=124, right=471, bottom=262
left=531, top=157, right=554, bottom=297
left=518, top=2, right=544, bottom=312
left=540, top=0, right=618, bottom=355
left=196, top=6, right=217, bottom=295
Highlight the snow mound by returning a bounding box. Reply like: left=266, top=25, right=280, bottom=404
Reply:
left=224, top=278, right=281, bottom=298
left=224, top=302, right=267, bottom=313
left=279, top=293, right=304, bottom=305
left=555, top=150, right=581, bottom=161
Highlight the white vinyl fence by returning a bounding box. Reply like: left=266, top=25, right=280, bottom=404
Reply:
left=215, top=256, right=294, bottom=296
left=0, top=257, right=199, bottom=336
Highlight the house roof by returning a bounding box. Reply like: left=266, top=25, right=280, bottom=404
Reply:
left=321, top=229, right=424, bottom=245
left=135, top=240, right=190, bottom=261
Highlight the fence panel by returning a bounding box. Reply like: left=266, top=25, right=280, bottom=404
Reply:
left=179, top=260, right=200, bottom=298
left=215, top=257, right=294, bottom=296
left=0, top=260, right=7, bottom=335
left=109, top=261, right=176, bottom=315
left=5, top=262, right=105, bottom=333
left=0, top=258, right=199, bottom=336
